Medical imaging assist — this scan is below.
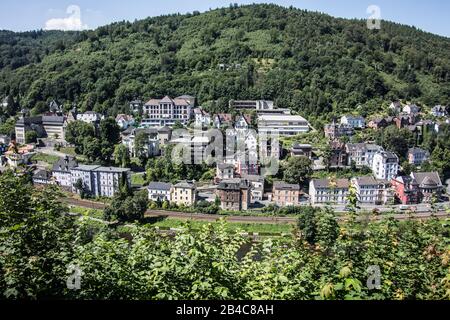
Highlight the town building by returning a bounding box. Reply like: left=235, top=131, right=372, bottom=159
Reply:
left=410, top=172, right=443, bottom=203
left=116, top=114, right=135, bottom=130
left=141, top=96, right=194, bottom=127
left=309, top=178, right=350, bottom=205
left=76, top=111, right=103, bottom=125
left=70, top=165, right=131, bottom=198
left=346, top=143, right=384, bottom=168
left=216, top=163, right=235, bottom=183
left=194, top=108, right=211, bottom=127
left=389, top=101, right=402, bottom=114
left=258, top=114, right=310, bottom=136
left=372, top=151, right=399, bottom=181
left=171, top=181, right=197, bottom=207
left=290, top=143, right=312, bottom=159
left=147, top=182, right=172, bottom=202
left=340, top=115, right=366, bottom=129
left=403, top=104, right=420, bottom=115
left=121, top=128, right=160, bottom=158
left=216, top=178, right=251, bottom=211
left=234, top=115, right=252, bottom=132
left=129, top=99, right=143, bottom=113
left=242, top=174, right=265, bottom=203
left=431, top=105, right=448, bottom=118
left=213, top=113, right=233, bottom=129
left=351, top=177, right=393, bottom=205
left=52, top=156, right=78, bottom=189
left=272, top=182, right=301, bottom=206
left=15, top=115, right=67, bottom=144
left=229, top=100, right=274, bottom=111
left=368, top=117, right=394, bottom=130
left=391, top=176, right=421, bottom=205
left=324, top=122, right=354, bottom=140
left=328, top=141, right=349, bottom=168
left=408, top=148, right=430, bottom=166
left=33, top=170, right=54, bottom=186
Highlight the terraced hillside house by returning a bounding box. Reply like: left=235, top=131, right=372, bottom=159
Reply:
left=171, top=181, right=197, bottom=207
left=141, top=96, right=194, bottom=127
left=411, top=172, right=444, bottom=203
left=351, top=176, right=394, bottom=205
left=372, top=151, right=399, bottom=181
left=147, top=182, right=172, bottom=202
left=52, top=156, right=78, bottom=189
left=309, top=178, right=350, bottom=205
left=340, top=115, right=366, bottom=129
left=242, top=174, right=265, bottom=203
left=272, top=182, right=301, bottom=206
left=216, top=179, right=251, bottom=211
left=70, top=165, right=131, bottom=198
left=408, top=148, right=430, bottom=166
left=346, top=143, right=384, bottom=168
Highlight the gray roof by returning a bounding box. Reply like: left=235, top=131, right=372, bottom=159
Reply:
left=353, top=176, right=389, bottom=186
left=33, top=170, right=52, bottom=180
left=148, top=182, right=172, bottom=191
left=217, top=163, right=234, bottom=170
left=42, top=115, right=65, bottom=125
left=95, top=167, right=131, bottom=173
left=273, top=181, right=300, bottom=191
left=174, top=180, right=196, bottom=189
left=218, top=179, right=249, bottom=190
left=72, top=165, right=100, bottom=171
left=242, top=174, right=264, bottom=183
left=411, top=172, right=442, bottom=188
left=52, top=156, right=78, bottom=172
left=312, top=178, right=350, bottom=189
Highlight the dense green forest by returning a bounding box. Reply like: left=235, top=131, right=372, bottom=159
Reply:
left=0, top=172, right=449, bottom=300
left=0, top=3, right=449, bottom=122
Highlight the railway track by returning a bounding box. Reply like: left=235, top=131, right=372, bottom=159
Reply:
left=62, top=197, right=450, bottom=224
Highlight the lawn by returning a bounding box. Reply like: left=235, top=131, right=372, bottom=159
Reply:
left=151, top=218, right=294, bottom=235
left=69, top=205, right=104, bottom=220
left=131, top=173, right=146, bottom=186
left=31, top=153, right=59, bottom=165
left=58, top=147, right=77, bottom=156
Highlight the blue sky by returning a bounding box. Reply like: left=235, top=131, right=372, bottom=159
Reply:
left=0, top=0, right=449, bottom=37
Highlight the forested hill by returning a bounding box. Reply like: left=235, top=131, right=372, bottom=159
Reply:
left=0, top=3, right=449, bottom=123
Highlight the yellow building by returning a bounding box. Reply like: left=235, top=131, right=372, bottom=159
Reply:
left=170, top=181, right=197, bottom=207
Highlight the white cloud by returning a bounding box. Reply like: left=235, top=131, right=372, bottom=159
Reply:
left=44, top=5, right=88, bottom=31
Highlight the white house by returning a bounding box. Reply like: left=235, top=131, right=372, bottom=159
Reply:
left=216, top=163, right=235, bottom=182
left=194, top=108, right=211, bottom=127
left=234, top=115, right=251, bottom=132
left=52, top=156, right=78, bottom=189
left=309, top=178, right=350, bottom=205
left=372, top=151, right=399, bottom=180
left=242, top=174, right=264, bottom=203
left=122, top=128, right=160, bottom=158
left=257, top=114, right=310, bottom=136
left=71, top=165, right=131, bottom=198
left=408, top=148, right=430, bottom=166
left=340, top=115, right=366, bottom=129
left=76, top=111, right=103, bottom=124
left=351, top=176, right=393, bottom=205
left=116, top=114, right=135, bottom=130
left=389, top=101, right=402, bottom=114
left=431, top=105, right=448, bottom=118
left=403, top=104, right=420, bottom=115
left=147, top=182, right=172, bottom=202
left=346, top=143, right=384, bottom=168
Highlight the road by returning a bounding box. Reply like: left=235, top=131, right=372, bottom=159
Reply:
left=63, top=197, right=450, bottom=225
